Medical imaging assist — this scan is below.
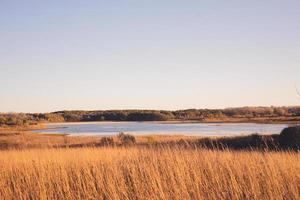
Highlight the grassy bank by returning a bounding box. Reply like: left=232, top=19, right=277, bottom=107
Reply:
left=0, top=126, right=299, bottom=199
left=0, top=125, right=201, bottom=149
left=0, top=147, right=299, bottom=200
left=1, top=125, right=300, bottom=150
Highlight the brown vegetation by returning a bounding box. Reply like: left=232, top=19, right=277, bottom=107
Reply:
left=279, top=126, right=300, bottom=149
left=1, top=106, right=300, bottom=126
left=0, top=147, right=299, bottom=200
left=118, top=132, right=136, bottom=145
left=0, top=126, right=299, bottom=199
left=1, top=125, right=300, bottom=151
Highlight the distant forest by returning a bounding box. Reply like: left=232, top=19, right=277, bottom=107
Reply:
left=1, top=106, right=300, bottom=126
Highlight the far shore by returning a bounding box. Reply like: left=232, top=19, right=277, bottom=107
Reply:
left=40, top=117, right=300, bottom=126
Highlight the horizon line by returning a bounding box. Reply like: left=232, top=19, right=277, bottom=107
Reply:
left=1, top=105, right=300, bottom=114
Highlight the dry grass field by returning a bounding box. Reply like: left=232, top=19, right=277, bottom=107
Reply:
left=0, top=130, right=200, bottom=149
left=0, top=125, right=203, bottom=149
left=0, top=147, right=299, bottom=200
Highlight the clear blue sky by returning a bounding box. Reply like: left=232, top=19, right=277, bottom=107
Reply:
left=1, top=0, right=300, bottom=112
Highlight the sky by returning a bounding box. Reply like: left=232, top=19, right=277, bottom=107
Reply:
left=0, top=0, right=300, bottom=113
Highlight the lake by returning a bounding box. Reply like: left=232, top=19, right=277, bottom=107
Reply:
left=35, top=122, right=289, bottom=136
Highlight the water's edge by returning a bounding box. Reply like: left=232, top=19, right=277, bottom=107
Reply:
left=33, top=122, right=289, bottom=137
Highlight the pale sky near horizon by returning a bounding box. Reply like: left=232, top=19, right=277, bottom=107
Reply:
left=0, top=0, right=300, bottom=113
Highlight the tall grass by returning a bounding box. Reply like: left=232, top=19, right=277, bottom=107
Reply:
left=0, top=147, right=299, bottom=200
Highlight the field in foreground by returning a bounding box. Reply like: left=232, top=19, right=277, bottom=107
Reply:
left=0, top=147, right=299, bottom=200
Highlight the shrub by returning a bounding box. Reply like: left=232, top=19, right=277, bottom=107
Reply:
left=279, top=126, right=300, bottom=149
left=100, top=137, right=115, bottom=146
left=197, top=138, right=224, bottom=149
left=146, top=136, right=157, bottom=145
left=126, top=112, right=169, bottom=121
left=44, top=113, right=65, bottom=122
left=0, top=116, right=6, bottom=126
left=118, top=132, right=136, bottom=145
left=248, top=134, right=279, bottom=149
left=63, top=113, right=83, bottom=122
left=197, top=134, right=279, bottom=150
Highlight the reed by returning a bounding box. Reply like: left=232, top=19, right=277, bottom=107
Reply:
left=0, top=147, right=299, bottom=200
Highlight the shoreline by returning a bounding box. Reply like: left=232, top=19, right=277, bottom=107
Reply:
left=0, top=122, right=298, bottom=151
left=32, top=121, right=290, bottom=138
left=40, top=118, right=300, bottom=125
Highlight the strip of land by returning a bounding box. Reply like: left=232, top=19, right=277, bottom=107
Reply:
left=1, top=106, right=300, bottom=127
left=0, top=124, right=299, bottom=151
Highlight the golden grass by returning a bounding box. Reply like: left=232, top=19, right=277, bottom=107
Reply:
left=0, top=132, right=103, bottom=149
left=0, top=147, right=299, bottom=200
left=0, top=127, right=201, bottom=149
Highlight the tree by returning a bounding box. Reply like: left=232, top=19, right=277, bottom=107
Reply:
left=0, top=116, right=6, bottom=125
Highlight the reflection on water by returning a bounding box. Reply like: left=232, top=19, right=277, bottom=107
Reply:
left=35, top=122, right=289, bottom=136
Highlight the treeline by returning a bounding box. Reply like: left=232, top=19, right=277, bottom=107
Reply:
left=53, top=106, right=300, bottom=122
left=0, top=113, right=64, bottom=126
left=1, top=106, right=300, bottom=126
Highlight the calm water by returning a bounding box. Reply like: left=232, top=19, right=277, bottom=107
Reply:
left=36, top=122, right=289, bottom=136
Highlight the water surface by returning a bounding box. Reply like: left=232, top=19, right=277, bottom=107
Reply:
left=36, top=122, right=289, bottom=136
